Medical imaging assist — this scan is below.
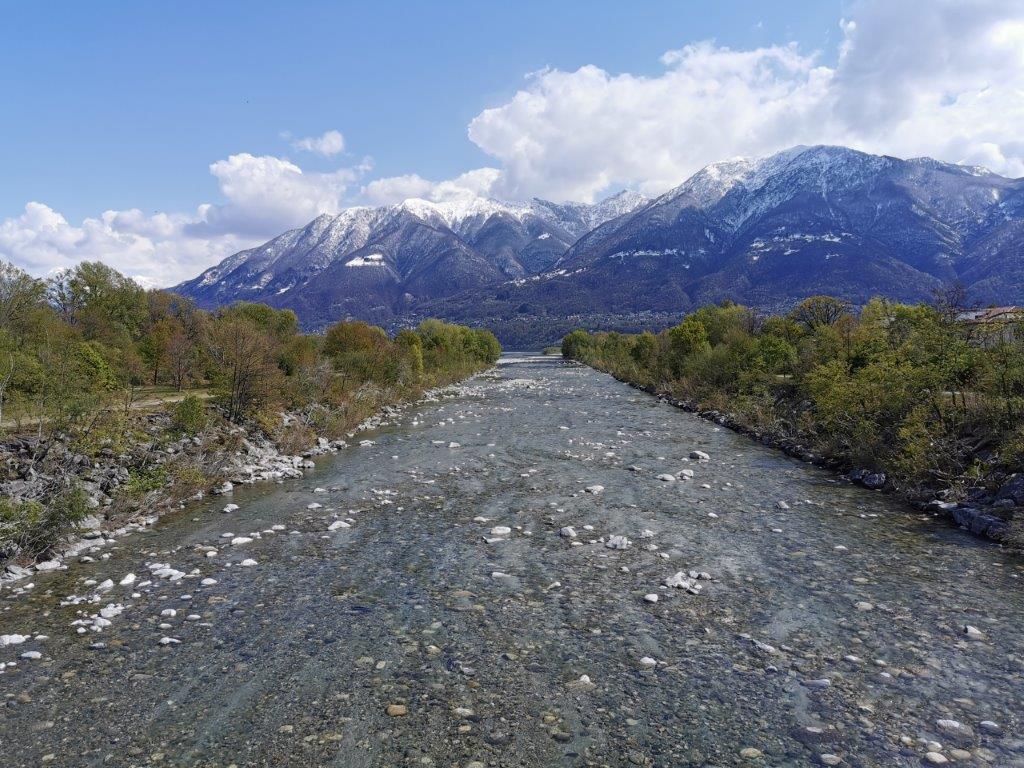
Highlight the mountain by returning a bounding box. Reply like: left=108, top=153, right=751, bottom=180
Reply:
left=176, top=146, right=1024, bottom=346
left=175, top=192, right=649, bottom=326
left=418, top=146, right=1024, bottom=343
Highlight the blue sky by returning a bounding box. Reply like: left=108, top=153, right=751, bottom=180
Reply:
left=2, top=0, right=1021, bottom=286
left=1, top=1, right=841, bottom=221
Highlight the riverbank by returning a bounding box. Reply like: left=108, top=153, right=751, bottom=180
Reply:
left=0, top=370, right=491, bottom=586
left=572, top=359, right=1018, bottom=544
left=2, top=355, right=1020, bottom=767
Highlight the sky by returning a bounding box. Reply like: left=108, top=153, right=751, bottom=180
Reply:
left=2, top=0, right=1023, bottom=287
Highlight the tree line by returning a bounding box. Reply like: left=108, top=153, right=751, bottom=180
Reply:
left=0, top=259, right=501, bottom=438
left=562, top=296, right=1024, bottom=516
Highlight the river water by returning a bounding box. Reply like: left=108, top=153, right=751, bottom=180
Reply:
left=1, top=355, right=1022, bottom=767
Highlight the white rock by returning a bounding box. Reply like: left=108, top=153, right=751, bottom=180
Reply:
left=0, top=634, right=28, bottom=647
left=119, top=573, right=136, bottom=586
left=307, top=502, right=323, bottom=510
left=158, top=637, right=181, bottom=646
left=639, top=656, right=657, bottom=668
left=328, top=520, right=351, bottom=531
left=230, top=537, right=253, bottom=546
left=777, top=501, right=790, bottom=509
left=20, top=651, right=41, bottom=660
left=656, top=474, right=676, bottom=482
left=489, top=526, right=512, bottom=537
left=200, top=578, right=218, bottom=586
left=222, top=503, right=239, bottom=513
left=212, top=481, right=233, bottom=495
left=643, top=593, right=659, bottom=603
left=95, top=579, right=114, bottom=593
left=689, top=450, right=710, bottom=461
left=559, top=526, right=578, bottom=538
left=240, top=558, right=258, bottom=567
left=161, top=608, right=177, bottom=618
left=99, top=604, right=123, bottom=619
left=924, top=753, right=948, bottom=765
left=584, top=485, right=604, bottom=494
left=964, top=625, right=985, bottom=640
left=605, top=535, right=631, bottom=550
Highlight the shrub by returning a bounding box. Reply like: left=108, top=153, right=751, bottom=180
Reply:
left=171, top=394, right=207, bottom=435
left=0, top=487, right=89, bottom=560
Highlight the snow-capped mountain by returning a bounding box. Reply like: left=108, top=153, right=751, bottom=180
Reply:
left=177, top=145, right=1024, bottom=345
left=175, top=192, right=648, bottom=324
left=419, top=145, right=1024, bottom=344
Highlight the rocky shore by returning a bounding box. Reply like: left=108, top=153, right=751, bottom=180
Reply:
left=0, top=381, right=474, bottom=588
left=600, top=369, right=1018, bottom=544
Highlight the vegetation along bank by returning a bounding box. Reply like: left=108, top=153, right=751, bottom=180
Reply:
left=562, top=296, right=1024, bottom=545
left=0, top=260, right=500, bottom=577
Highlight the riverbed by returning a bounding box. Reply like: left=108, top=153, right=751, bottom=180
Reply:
left=1, top=355, right=1021, bottom=767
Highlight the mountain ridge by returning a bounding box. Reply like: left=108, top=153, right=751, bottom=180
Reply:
left=176, top=146, right=1024, bottom=344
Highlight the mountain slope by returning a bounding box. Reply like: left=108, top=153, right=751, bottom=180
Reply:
left=420, top=146, right=1024, bottom=342
left=177, top=146, right=1024, bottom=345
left=175, top=192, right=649, bottom=324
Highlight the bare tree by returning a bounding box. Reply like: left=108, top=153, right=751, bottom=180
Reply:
left=790, top=295, right=852, bottom=330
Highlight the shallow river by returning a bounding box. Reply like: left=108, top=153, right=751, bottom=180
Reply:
left=1, top=356, right=1023, bottom=768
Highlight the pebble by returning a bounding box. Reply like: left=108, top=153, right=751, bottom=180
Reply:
left=690, top=450, right=710, bottom=461
left=964, top=625, right=985, bottom=640
left=386, top=704, right=408, bottom=716
left=740, top=747, right=762, bottom=759
left=559, top=526, right=577, bottom=538
left=584, top=485, right=604, bottom=494
left=327, top=520, right=350, bottom=531
left=240, top=559, right=258, bottom=567
left=924, top=753, right=948, bottom=765
left=643, top=593, right=659, bottom=603
left=605, top=535, right=631, bottom=550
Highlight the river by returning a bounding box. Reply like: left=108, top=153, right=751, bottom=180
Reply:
left=1, top=355, right=1022, bottom=767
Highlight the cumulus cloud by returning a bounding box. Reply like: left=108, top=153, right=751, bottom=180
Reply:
left=291, top=129, right=346, bottom=156
left=0, top=202, right=251, bottom=288
left=467, top=0, right=1024, bottom=200
left=361, top=167, right=501, bottom=205
left=0, top=151, right=371, bottom=286
left=189, top=152, right=367, bottom=238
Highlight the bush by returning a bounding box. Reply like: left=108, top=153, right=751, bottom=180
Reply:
left=171, top=394, right=207, bottom=435
left=0, top=487, right=89, bottom=560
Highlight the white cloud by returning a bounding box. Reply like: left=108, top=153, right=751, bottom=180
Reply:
left=0, top=202, right=252, bottom=288
left=190, top=152, right=368, bottom=238
left=291, top=129, right=346, bottom=156
left=0, top=152, right=371, bottom=287
left=361, top=167, right=501, bottom=205
left=467, top=0, right=1024, bottom=200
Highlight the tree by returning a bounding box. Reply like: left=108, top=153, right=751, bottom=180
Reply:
left=208, top=317, right=281, bottom=422
left=561, top=330, right=591, bottom=360
left=790, top=295, right=852, bottom=331
left=0, top=262, right=46, bottom=341
left=166, top=329, right=198, bottom=390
